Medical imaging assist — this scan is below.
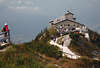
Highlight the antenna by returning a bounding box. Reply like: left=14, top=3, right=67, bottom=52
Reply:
left=64, top=8, right=67, bottom=14
left=64, top=8, right=74, bottom=14
left=49, top=17, right=52, bottom=21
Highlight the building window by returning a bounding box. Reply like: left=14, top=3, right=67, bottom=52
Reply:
left=73, top=24, right=75, bottom=26
left=68, top=24, right=70, bottom=26
left=51, top=23, right=54, bottom=25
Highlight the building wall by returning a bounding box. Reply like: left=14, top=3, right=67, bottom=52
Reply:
left=52, top=20, right=81, bottom=30
left=65, top=13, right=74, bottom=21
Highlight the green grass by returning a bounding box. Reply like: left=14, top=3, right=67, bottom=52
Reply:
left=0, top=40, right=62, bottom=68
left=0, top=28, right=100, bottom=68
left=0, top=34, right=62, bottom=68
left=0, top=45, right=43, bottom=68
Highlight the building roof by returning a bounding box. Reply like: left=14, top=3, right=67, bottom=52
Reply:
left=53, top=19, right=80, bottom=25
left=49, top=11, right=76, bottom=24
left=65, top=11, right=74, bottom=15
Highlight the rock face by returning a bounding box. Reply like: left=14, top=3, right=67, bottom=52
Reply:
left=62, top=35, right=72, bottom=47
left=84, top=33, right=90, bottom=40
left=50, top=35, right=80, bottom=59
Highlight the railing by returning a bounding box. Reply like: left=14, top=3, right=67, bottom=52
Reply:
left=0, top=30, right=10, bottom=44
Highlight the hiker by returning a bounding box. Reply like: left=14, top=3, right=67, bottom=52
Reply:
left=53, top=36, right=56, bottom=42
left=1, top=23, right=8, bottom=32
left=1, top=23, right=9, bottom=43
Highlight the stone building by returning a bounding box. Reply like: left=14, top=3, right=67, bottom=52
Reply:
left=49, top=11, right=89, bottom=40
left=49, top=11, right=82, bottom=33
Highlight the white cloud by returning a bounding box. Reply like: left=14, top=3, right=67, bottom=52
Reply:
left=33, top=6, right=40, bottom=11
left=8, top=0, right=40, bottom=12
left=9, top=6, right=27, bottom=10
left=9, top=6, right=40, bottom=12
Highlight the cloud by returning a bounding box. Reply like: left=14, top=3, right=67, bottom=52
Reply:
left=33, top=6, right=40, bottom=11
left=9, top=6, right=40, bottom=12
left=8, top=0, right=40, bottom=12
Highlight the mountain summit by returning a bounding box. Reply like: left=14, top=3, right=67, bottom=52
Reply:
left=0, top=11, right=100, bottom=68
left=47, top=11, right=100, bottom=59
left=35, top=11, right=100, bottom=68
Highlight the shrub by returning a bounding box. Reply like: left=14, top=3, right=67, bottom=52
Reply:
left=30, top=41, right=62, bottom=59
left=0, top=44, right=43, bottom=68
left=32, top=27, right=62, bottom=59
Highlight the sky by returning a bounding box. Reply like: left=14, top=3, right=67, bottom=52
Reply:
left=0, top=0, right=100, bottom=43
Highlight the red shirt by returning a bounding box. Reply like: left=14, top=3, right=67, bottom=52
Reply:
left=1, top=25, right=8, bottom=32
left=5, top=25, right=8, bottom=31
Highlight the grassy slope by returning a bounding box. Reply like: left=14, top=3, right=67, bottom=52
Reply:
left=0, top=44, right=43, bottom=68
left=0, top=29, right=100, bottom=68
left=0, top=43, right=100, bottom=68
left=69, top=30, right=100, bottom=58
left=0, top=43, right=61, bottom=68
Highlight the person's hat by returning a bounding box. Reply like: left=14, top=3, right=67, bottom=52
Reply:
left=4, top=23, right=8, bottom=25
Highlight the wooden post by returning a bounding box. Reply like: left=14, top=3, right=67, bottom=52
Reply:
left=8, top=30, right=11, bottom=44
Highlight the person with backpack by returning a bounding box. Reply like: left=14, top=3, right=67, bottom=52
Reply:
left=1, top=23, right=8, bottom=32
left=1, top=23, right=9, bottom=43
